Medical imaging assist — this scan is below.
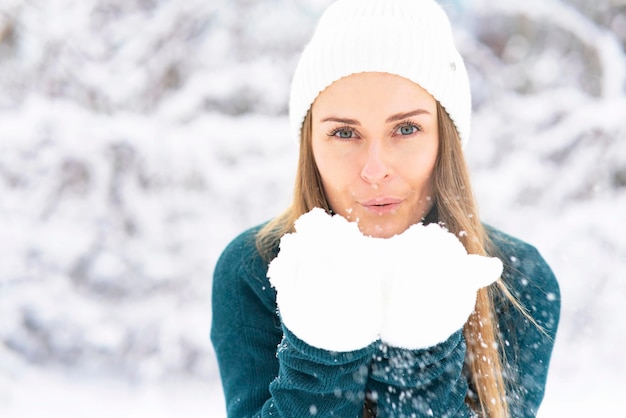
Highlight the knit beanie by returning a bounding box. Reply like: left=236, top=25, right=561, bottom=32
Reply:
left=289, top=0, right=472, bottom=148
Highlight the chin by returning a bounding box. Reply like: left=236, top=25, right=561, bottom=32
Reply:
left=358, top=221, right=406, bottom=239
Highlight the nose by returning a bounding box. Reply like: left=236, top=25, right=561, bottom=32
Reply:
left=360, top=142, right=392, bottom=185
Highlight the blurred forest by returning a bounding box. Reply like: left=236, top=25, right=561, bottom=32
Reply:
left=1, top=0, right=625, bottom=415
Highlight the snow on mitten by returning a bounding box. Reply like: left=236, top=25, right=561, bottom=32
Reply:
left=267, top=208, right=384, bottom=352
left=380, top=223, right=503, bottom=350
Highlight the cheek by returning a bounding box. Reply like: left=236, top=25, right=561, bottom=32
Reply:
left=419, top=155, right=437, bottom=180
left=314, top=155, right=346, bottom=198
left=400, top=142, right=438, bottom=173
left=313, top=141, right=353, bottom=184
left=312, top=143, right=359, bottom=208
left=402, top=151, right=438, bottom=194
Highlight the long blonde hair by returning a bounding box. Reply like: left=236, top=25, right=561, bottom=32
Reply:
left=256, top=104, right=509, bottom=417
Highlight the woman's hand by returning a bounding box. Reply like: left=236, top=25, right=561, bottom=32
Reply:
left=267, top=208, right=384, bottom=352
left=380, top=222, right=503, bottom=350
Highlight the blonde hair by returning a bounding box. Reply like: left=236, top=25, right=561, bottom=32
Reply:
left=256, top=104, right=509, bottom=417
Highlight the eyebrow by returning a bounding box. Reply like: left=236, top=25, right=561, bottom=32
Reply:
left=385, top=109, right=431, bottom=123
left=320, top=117, right=361, bottom=126
left=320, top=109, right=431, bottom=125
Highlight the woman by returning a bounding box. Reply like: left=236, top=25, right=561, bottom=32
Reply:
left=211, top=0, right=560, bottom=417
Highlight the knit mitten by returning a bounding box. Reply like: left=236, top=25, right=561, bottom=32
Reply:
left=380, top=222, right=503, bottom=350
left=267, top=208, right=384, bottom=352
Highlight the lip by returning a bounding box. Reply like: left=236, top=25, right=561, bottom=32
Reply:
left=359, top=197, right=403, bottom=215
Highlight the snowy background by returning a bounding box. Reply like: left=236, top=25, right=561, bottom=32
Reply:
left=1, top=0, right=625, bottom=416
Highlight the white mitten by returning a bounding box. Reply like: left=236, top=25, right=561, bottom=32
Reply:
left=267, top=208, right=384, bottom=352
left=380, top=223, right=503, bottom=350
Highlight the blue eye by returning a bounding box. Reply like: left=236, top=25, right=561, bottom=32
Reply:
left=396, top=124, right=419, bottom=136
left=337, top=129, right=354, bottom=139
left=328, top=126, right=357, bottom=139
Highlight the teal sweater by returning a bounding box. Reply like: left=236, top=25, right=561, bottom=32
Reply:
left=211, top=224, right=560, bottom=417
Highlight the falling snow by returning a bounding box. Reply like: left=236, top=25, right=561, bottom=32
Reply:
left=0, top=0, right=625, bottom=416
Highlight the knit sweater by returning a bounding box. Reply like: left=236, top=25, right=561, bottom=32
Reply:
left=210, top=224, right=560, bottom=417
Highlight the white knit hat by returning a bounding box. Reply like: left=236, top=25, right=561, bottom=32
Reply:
left=289, top=0, right=472, bottom=148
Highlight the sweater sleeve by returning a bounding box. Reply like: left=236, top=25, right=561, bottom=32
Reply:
left=487, top=226, right=561, bottom=418
left=210, top=227, right=373, bottom=417
left=367, top=330, right=473, bottom=418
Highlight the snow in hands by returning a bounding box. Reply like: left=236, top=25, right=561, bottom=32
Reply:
left=267, top=208, right=503, bottom=352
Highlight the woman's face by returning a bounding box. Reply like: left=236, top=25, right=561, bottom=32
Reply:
left=311, top=72, right=439, bottom=238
